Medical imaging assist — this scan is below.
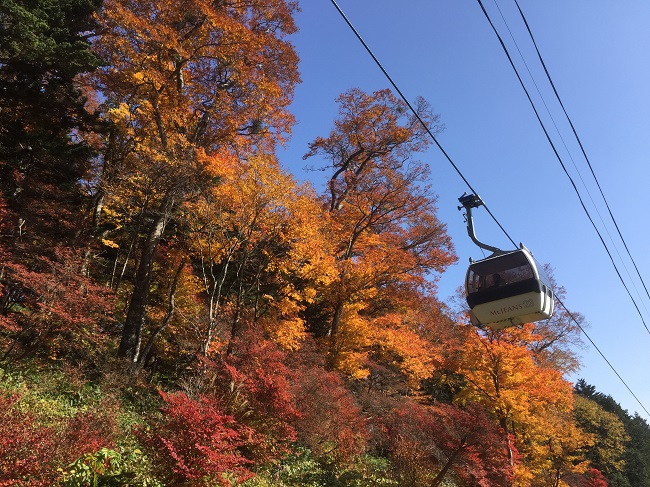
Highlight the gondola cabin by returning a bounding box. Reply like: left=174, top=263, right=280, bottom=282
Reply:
left=465, top=246, right=554, bottom=329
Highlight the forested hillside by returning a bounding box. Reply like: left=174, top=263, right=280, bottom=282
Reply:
left=1, top=0, right=649, bottom=486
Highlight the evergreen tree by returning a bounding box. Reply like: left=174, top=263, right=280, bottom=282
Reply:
left=0, top=0, right=103, bottom=241
left=575, top=379, right=650, bottom=487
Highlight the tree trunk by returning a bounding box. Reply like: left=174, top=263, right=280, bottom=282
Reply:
left=136, top=258, right=185, bottom=367
left=118, top=193, right=175, bottom=361
left=326, top=299, right=344, bottom=370
left=500, top=416, right=515, bottom=467
left=225, top=275, right=244, bottom=356
left=430, top=442, right=465, bottom=487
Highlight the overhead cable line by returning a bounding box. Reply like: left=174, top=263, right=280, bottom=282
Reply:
left=512, top=0, right=650, bottom=306
left=475, top=0, right=650, bottom=338
left=489, top=0, right=650, bottom=323
left=555, top=293, right=650, bottom=417
left=327, top=0, right=650, bottom=417
left=326, top=0, right=517, bottom=250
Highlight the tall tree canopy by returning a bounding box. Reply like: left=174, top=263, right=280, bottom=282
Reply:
left=303, top=88, right=455, bottom=381
left=3, top=1, right=648, bottom=484
left=575, top=379, right=650, bottom=487
left=454, top=325, right=591, bottom=486
left=91, top=0, right=301, bottom=361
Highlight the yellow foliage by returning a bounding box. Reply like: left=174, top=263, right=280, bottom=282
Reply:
left=327, top=303, right=373, bottom=378
left=264, top=316, right=307, bottom=352
left=101, top=239, right=120, bottom=249
left=372, top=313, right=436, bottom=387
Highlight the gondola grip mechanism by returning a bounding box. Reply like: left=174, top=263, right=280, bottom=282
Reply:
left=458, top=193, right=502, bottom=256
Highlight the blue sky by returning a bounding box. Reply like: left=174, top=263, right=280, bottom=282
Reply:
left=277, top=0, right=650, bottom=420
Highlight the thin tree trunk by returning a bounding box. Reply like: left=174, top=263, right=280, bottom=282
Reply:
left=199, top=244, right=235, bottom=355
left=118, top=192, right=175, bottom=361
left=113, top=203, right=147, bottom=291
left=226, top=276, right=244, bottom=356
left=500, top=416, right=515, bottom=467
left=326, top=298, right=345, bottom=370
left=430, top=441, right=466, bottom=487
left=137, top=258, right=185, bottom=367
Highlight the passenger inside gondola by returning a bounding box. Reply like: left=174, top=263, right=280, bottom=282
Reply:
left=468, top=257, right=535, bottom=294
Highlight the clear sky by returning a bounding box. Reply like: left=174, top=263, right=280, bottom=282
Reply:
left=276, top=0, right=650, bottom=421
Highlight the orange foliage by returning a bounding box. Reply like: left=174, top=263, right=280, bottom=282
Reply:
left=455, top=325, right=592, bottom=485
left=91, top=0, right=301, bottom=361
left=183, top=154, right=335, bottom=354
left=304, top=88, right=455, bottom=382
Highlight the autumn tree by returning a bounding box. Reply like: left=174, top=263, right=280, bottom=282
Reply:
left=181, top=154, right=335, bottom=356
left=303, top=88, right=455, bottom=382
left=573, top=393, right=628, bottom=481
left=454, top=324, right=591, bottom=486
left=528, top=266, right=585, bottom=373
left=91, top=0, right=300, bottom=362
left=575, top=379, right=650, bottom=487
left=131, top=245, right=201, bottom=369
left=381, top=400, right=514, bottom=487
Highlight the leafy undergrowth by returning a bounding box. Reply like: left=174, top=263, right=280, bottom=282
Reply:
left=0, top=363, right=162, bottom=486
left=0, top=344, right=387, bottom=487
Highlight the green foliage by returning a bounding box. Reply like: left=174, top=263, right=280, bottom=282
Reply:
left=62, top=447, right=164, bottom=487
left=244, top=449, right=398, bottom=487
left=0, top=0, right=101, bottom=65
left=63, top=448, right=125, bottom=487
left=574, top=394, right=628, bottom=474
left=0, top=364, right=169, bottom=486
left=576, top=379, right=650, bottom=487
left=622, top=414, right=650, bottom=487
left=0, top=0, right=103, bottom=219
left=0, top=365, right=104, bottom=423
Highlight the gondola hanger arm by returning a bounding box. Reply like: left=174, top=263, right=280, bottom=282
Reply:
left=458, top=193, right=503, bottom=256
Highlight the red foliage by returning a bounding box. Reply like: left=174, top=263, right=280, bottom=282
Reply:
left=0, top=197, right=10, bottom=235
left=56, top=407, right=120, bottom=460
left=0, top=246, right=114, bottom=361
left=142, top=391, right=254, bottom=486
left=141, top=329, right=303, bottom=485
left=381, top=401, right=514, bottom=487
left=578, top=468, right=609, bottom=487
left=0, top=394, right=56, bottom=486
left=291, top=365, right=368, bottom=463
left=0, top=393, right=118, bottom=486
left=219, top=329, right=300, bottom=459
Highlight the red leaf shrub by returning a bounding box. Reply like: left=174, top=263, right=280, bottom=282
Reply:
left=0, top=247, right=114, bottom=361
left=579, top=468, right=609, bottom=487
left=381, top=401, right=514, bottom=487
left=291, top=365, right=368, bottom=463
left=219, top=329, right=300, bottom=459
left=0, top=394, right=57, bottom=486
left=140, top=391, right=254, bottom=486
left=0, top=393, right=118, bottom=486
left=56, top=407, right=120, bottom=461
